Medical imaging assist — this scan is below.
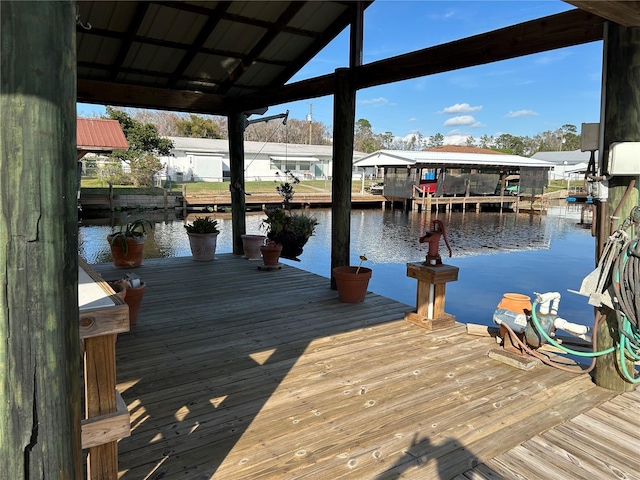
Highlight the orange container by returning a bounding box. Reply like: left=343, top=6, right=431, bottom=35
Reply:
left=497, top=293, right=532, bottom=314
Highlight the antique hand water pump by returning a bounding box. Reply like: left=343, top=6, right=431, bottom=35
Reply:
left=419, top=219, right=452, bottom=266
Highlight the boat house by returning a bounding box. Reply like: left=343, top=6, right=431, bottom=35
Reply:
left=354, top=147, right=553, bottom=201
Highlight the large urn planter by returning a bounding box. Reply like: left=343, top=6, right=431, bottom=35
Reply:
left=242, top=234, right=266, bottom=260
left=108, top=235, right=146, bottom=268
left=260, top=242, right=283, bottom=267
left=333, top=266, right=373, bottom=303
left=187, top=232, right=219, bottom=261
left=184, top=216, right=220, bottom=262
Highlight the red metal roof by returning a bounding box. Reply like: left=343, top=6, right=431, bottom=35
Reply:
left=77, top=118, right=128, bottom=152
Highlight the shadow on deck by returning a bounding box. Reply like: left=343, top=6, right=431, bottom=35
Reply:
left=89, top=255, right=634, bottom=480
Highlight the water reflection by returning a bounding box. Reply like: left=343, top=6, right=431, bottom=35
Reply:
left=79, top=205, right=595, bottom=328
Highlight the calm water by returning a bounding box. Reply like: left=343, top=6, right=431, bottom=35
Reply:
left=79, top=205, right=595, bottom=328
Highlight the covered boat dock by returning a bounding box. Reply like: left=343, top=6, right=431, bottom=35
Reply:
left=354, top=148, right=554, bottom=212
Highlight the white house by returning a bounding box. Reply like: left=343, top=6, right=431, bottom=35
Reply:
left=160, top=137, right=367, bottom=183
left=530, top=150, right=595, bottom=180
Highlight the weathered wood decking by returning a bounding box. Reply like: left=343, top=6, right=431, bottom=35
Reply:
left=90, top=255, right=639, bottom=480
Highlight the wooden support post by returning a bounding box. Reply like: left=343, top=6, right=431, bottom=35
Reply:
left=404, top=263, right=459, bottom=331
left=85, top=336, right=118, bottom=478
left=594, top=23, right=640, bottom=392
left=1, top=1, right=82, bottom=477
left=182, top=183, right=187, bottom=217
left=331, top=68, right=356, bottom=289
left=229, top=111, right=247, bottom=255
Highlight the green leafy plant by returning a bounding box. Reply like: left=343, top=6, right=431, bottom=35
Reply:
left=261, top=208, right=318, bottom=239
left=109, top=219, right=153, bottom=254
left=184, top=216, right=220, bottom=234
left=355, top=254, right=368, bottom=274
left=275, top=170, right=301, bottom=210
left=261, top=207, right=318, bottom=259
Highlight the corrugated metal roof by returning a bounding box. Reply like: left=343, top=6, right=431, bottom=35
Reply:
left=77, top=118, right=129, bottom=151
left=167, top=136, right=366, bottom=159
left=531, top=149, right=598, bottom=165
left=425, top=145, right=507, bottom=155
left=354, top=150, right=553, bottom=168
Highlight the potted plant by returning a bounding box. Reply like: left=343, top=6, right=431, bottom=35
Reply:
left=261, top=207, right=318, bottom=260
left=333, top=255, right=372, bottom=303
left=241, top=234, right=267, bottom=260
left=184, top=216, right=220, bottom=262
left=260, top=239, right=283, bottom=267
left=107, top=219, right=153, bottom=268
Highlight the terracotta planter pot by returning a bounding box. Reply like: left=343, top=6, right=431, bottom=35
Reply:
left=333, top=266, right=373, bottom=303
left=107, top=280, right=128, bottom=302
left=242, top=234, right=266, bottom=260
left=124, top=281, right=146, bottom=326
left=187, top=232, right=219, bottom=261
left=107, top=235, right=146, bottom=268
left=260, top=244, right=282, bottom=266
left=497, top=293, right=532, bottom=314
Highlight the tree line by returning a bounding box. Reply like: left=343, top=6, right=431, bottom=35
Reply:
left=111, top=107, right=580, bottom=156
left=98, top=107, right=582, bottom=187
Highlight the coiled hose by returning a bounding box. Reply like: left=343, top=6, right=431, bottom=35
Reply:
left=525, top=229, right=640, bottom=382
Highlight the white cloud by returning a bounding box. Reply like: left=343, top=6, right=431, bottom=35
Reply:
left=443, top=115, right=482, bottom=127
left=443, top=134, right=469, bottom=145
left=360, top=97, right=396, bottom=107
left=505, top=110, right=538, bottom=118
left=408, top=117, right=418, bottom=122
left=440, top=103, right=482, bottom=114
left=534, top=51, right=572, bottom=65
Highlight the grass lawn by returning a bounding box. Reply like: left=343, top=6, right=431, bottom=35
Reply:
left=80, top=179, right=370, bottom=195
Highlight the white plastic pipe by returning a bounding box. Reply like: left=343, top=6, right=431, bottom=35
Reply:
left=535, top=291, right=561, bottom=315
left=554, top=317, right=592, bottom=341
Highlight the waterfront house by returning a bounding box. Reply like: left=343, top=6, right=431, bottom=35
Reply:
left=159, top=136, right=367, bottom=183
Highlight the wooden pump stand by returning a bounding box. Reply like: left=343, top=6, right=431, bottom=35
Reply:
left=405, top=262, right=459, bottom=331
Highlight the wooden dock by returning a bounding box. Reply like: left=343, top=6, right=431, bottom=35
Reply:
left=89, top=255, right=639, bottom=480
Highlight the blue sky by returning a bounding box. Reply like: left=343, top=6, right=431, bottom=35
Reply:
left=78, top=1, right=604, bottom=144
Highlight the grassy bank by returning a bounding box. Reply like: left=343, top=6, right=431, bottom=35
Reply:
left=80, top=179, right=367, bottom=195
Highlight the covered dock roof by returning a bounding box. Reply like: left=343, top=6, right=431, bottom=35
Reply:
left=354, top=150, right=554, bottom=169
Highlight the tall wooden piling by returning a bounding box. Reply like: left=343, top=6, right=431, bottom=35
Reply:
left=594, top=23, right=640, bottom=392
left=1, top=1, right=82, bottom=476
left=331, top=68, right=356, bottom=288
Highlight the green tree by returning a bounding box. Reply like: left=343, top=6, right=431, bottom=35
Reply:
left=479, top=134, right=493, bottom=149
left=427, top=133, right=444, bottom=148
left=354, top=118, right=380, bottom=153
left=465, top=135, right=476, bottom=147
left=560, top=124, right=580, bottom=151
left=105, top=107, right=173, bottom=187
left=175, top=114, right=223, bottom=138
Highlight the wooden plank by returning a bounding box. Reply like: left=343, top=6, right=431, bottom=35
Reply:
left=81, top=391, right=130, bottom=449
left=85, top=334, right=118, bottom=479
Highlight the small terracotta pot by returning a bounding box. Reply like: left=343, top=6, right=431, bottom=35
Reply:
left=333, top=266, right=372, bottom=303
left=107, top=280, right=128, bottom=302
left=497, top=293, right=532, bottom=314
left=260, top=244, right=282, bottom=266
left=124, top=281, right=146, bottom=326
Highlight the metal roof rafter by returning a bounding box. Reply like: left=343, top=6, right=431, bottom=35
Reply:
left=216, top=2, right=305, bottom=95
left=109, top=2, right=149, bottom=81
left=167, top=1, right=232, bottom=88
